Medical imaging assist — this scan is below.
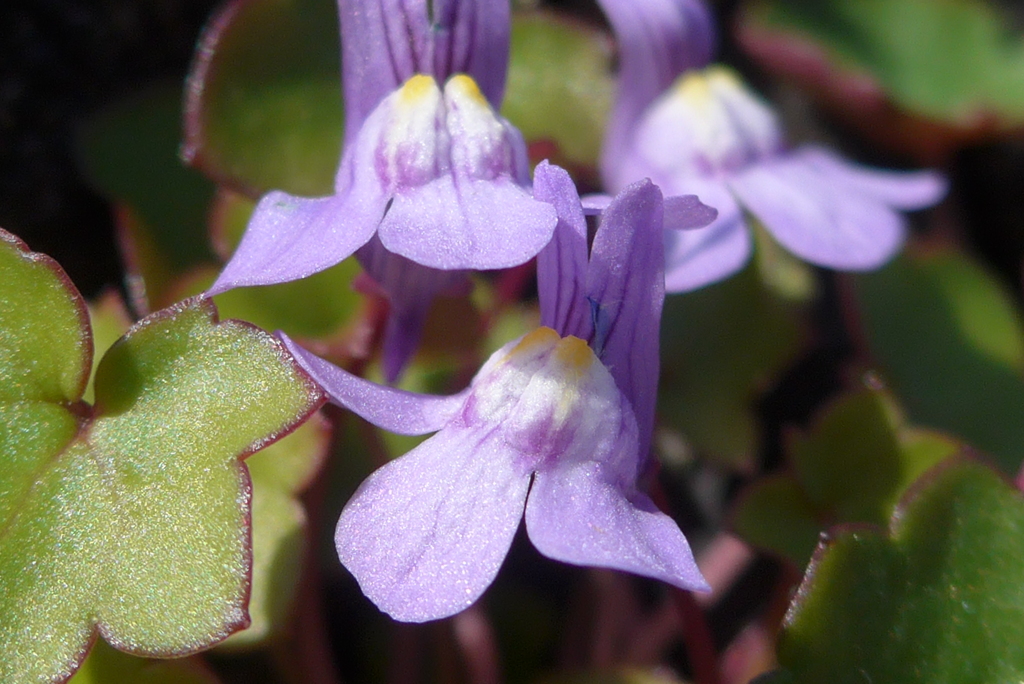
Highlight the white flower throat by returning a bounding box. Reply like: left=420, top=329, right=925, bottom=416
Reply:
left=375, top=74, right=528, bottom=191
left=465, top=328, right=628, bottom=473
left=634, top=66, right=784, bottom=178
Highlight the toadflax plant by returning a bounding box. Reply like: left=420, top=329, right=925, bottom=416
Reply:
left=7, top=0, right=1024, bottom=680
left=279, top=163, right=715, bottom=621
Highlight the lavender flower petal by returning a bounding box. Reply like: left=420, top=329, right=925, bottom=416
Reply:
left=664, top=210, right=751, bottom=293
left=526, top=459, right=707, bottom=591
left=580, top=194, right=612, bottom=214
left=729, top=155, right=908, bottom=270
left=663, top=194, right=719, bottom=230
left=510, top=327, right=709, bottom=592
left=534, top=162, right=592, bottom=341
left=377, top=175, right=557, bottom=269
left=597, top=0, right=716, bottom=186
left=585, top=179, right=665, bottom=460
left=585, top=193, right=718, bottom=232
left=430, top=0, right=510, bottom=108
left=339, top=0, right=426, bottom=143
left=336, top=423, right=530, bottom=622
left=659, top=176, right=750, bottom=292
left=208, top=190, right=384, bottom=295
left=797, top=146, right=948, bottom=209
left=280, top=332, right=469, bottom=434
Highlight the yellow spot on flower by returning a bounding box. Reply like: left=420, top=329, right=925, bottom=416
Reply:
left=506, top=328, right=595, bottom=376
left=399, top=74, right=439, bottom=105
left=705, top=65, right=744, bottom=89
left=673, top=65, right=743, bottom=106
left=446, top=74, right=488, bottom=105
left=553, top=336, right=594, bottom=376
left=674, top=70, right=712, bottom=101
left=508, top=327, right=561, bottom=359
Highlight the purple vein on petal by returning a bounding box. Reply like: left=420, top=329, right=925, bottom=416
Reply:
left=585, top=178, right=665, bottom=461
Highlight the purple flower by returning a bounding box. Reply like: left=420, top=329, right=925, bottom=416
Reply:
left=597, top=0, right=947, bottom=293
left=209, top=0, right=558, bottom=380
left=279, top=162, right=711, bottom=622
left=596, top=0, right=716, bottom=188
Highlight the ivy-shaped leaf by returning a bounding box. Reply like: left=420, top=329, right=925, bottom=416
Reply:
left=772, top=459, right=1024, bottom=682
left=854, top=248, right=1024, bottom=474
left=183, top=0, right=343, bottom=198
left=0, top=229, right=324, bottom=682
left=733, top=388, right=958, bottom=565
left=84, top=289, right=333, bottom=650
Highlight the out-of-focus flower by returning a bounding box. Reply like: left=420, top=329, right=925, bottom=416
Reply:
left=596, top=0, right=717, bottom=187
left=209, top=0, right=557, bottom=380
left=597, top=0, right=946, bottom=293
left=279, top=163, right=712, bottom=622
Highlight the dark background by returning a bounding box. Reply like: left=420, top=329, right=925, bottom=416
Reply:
left=1, top=0, right=220, bottom=296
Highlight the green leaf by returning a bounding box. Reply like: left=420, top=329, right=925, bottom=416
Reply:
left=659, top=261, right=803, bottom=469
left=0, top=229, right=324, bottom=682
left=68, top=639, right=220, bottom=684
left=218, top=414, right=329, bottom=649
left=183, top=0, right=343, bottom=197
left=504, top=11, right=613, bottom=171
left=855, top=249, right=1024, bottom=474
left=790, top=389, right=957, bottom=524
left=732, top=475, right=822, bottom=565
left=776, top=459, right=1024, bottom=682
left=78, top=84, right=218, bottom=295
left=745, top=0, right=1024, bottom=127
left=733, top=389, right=957, bottom=565
left=84, top=288, right=333, bottom=651
left=0, top=231, right=91, bottom=554
left=0, top=231, right=90, bottom=404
